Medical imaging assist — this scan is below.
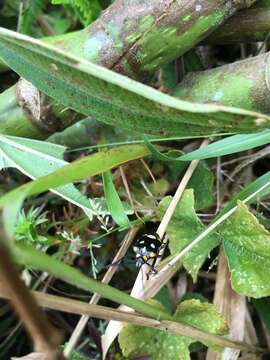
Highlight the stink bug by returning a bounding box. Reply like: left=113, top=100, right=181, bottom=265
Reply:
left=133, top=233, right=166, bottom=279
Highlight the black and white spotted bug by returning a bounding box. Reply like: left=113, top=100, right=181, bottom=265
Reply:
left=133, top=233, right=166, bottom=279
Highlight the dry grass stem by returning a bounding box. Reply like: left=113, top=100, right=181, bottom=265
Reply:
left=156, top=138, right=210, bottom=240
left=119, top=165, right=135, bottom=209
left=0, top=286, right=265, bottom=355
left=245, top=310, right=259, bottom=347
left=206, top=248, right=246, bottom=360
left=0, top=243, right=62, bottom=359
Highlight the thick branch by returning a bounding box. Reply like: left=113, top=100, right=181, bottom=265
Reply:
left=206, top=1, right=270, bottom=44
left=0, top=81, right=82, bottom=138
left=173, top=52, right=270, bottom=115
left=79, top=0, right=257, bottom=78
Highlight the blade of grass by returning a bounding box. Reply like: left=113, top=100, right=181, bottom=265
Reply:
left=11, top=242, right=174, bottom=321
left=102, top=171, right=130, bottom=227
left=0, top=144, right=150, bottom=234
left=179, top=130, right=270, bottom=161
left=0, top=135, right=96, bottom=219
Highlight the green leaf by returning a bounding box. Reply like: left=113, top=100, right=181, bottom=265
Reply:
left=187, top=163, right=215, bottom=210
left=0, top=28, right=270, bottom=137
left=143, top=136, right=183, bottom=162
left=119, top=299, right=228, bottom=360
left=154, top=286, right=173, bottom=314
left=157, top=190, right=220, bottom=281
left=220, top=201, right=270, bottom=298
left=51, top=0, right=102, bottom=26
left=0, top=144, right=150, bottom=233
left=180, top=130, right=270, bottom=161
left=102, top=171, right=130, bottom=227
left=0, top=135, right=94, bottom=220
left=175, top=299, right=228, bottom=335
left=68, top=350, right=88, bottom=360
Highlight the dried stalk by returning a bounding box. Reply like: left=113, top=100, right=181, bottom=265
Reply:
left=206, top=248, right=246, bottom=360
left=0, top=285, right=265, bottom=355
left=0, top=241, right=62, bottom=359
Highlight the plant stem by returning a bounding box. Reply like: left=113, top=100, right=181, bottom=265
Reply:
left=0, top=83, right=82, bottom=138
left=0, top=286, right=264, bottom=354
left=205, top=1, right=270, bottom=44
left=156, top=139, right=209, bottom=239
left=0, top=241, right=62, bottom=358
left=173, top=52, right=270, bottom=114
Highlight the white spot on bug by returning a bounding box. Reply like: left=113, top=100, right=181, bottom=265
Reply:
left=150, top=243, right=156, bottom=249
left=147, top=235, right=156, bottom=239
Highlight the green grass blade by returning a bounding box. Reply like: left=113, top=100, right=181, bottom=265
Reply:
left=0, top=135, right=95, bottom=219
left=180, top=130, right=270, bottom=161
left=12, top=243, right=172, bottom=321
left=0, top=144, right=149, bottom=233
left=220, top=171, right=270, bottom=216
left=143, top=136, right=182, bottom=162
left=102, top=171, right=130, bottom=227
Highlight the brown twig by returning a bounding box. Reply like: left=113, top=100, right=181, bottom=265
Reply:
left=0, top=241, right=62, bottom=359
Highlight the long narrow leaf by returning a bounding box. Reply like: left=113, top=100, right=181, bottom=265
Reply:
left=220, top=171, right=270, bottom=216
left=0, top=135, right=94, bottom=219
left=12, top=243, right=172, bottom=321
left=0, top=28, right=269, bottom=137
left=102, top=171, right=130, bottom=228
left=0, top=144, right=150, bottom=233
left=180, top=130, right=270, bottom=161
